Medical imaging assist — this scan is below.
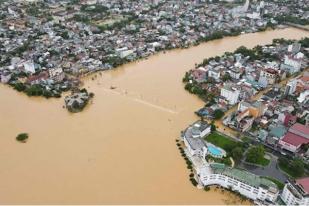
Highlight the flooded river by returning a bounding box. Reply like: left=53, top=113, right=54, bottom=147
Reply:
left=0, top=28, right=308, bottom=204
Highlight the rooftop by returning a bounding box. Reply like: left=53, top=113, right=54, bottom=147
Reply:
left=185, top=136, right=207, bottom=151
left=289, top=123, right=309, bottom=139
left=281, top=132, right=309, bottom=147
left=210, top=163, right=278, bottom=191
left=296, top=177, right=309, bottom=195
left=269, top=125, right=287, bottom=138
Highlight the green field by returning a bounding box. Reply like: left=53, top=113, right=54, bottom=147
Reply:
left=204, top=132, right=243, bottom=153
left=246, top=157, right=270, bottom=166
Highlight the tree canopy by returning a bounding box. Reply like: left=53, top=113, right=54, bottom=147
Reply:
left=213, top=109, right=224, bottom=120
left=16, top=133, right=29, bottom=143
left=231, top=147, right=243, bottom=163
left=246, top=145, right=265, bottom=164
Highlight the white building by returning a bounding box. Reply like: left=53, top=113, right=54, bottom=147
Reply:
left=196, top=163, right=279, bottom=203
left=119, top=50, right=134, bottom=59
left=0, top=72, right=11, bottom=83
left=247, top=12, right=260, bottom=19
left=228, top=68, right=241, bottom=79
left=284, top=79, right=298, bottom=96
left=281, top=177, right=309, bottom=206
left=283, top=54, right=303, bottom=74
left=208, top=68, right=221, bottom=81
left=182, top=121, right=211, bottom=158
left=259, top=68, right=278, bottom=85
left=288, top=43, right=301, bottom=54
left=220, top=84, right=240, bottom=105
left=22, top=60, right=36, bottom=74
left=183, top=135, right=207, bottom=159
left=116, top=47, right=135, bottom=59
left=298, top=90, right=309, bottom=104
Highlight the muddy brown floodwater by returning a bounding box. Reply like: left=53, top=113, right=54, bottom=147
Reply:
left=0, top=28, right=308, bottom=204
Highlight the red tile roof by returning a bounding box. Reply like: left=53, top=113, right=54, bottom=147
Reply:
left=281, top=132, right=309, bottom=147
left=290, top=123, right=309, bottom=136
left=296, top=177, right=309, bottom=194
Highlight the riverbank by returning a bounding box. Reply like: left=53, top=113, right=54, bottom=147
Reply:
left=0, top=28, right=308, bottom=204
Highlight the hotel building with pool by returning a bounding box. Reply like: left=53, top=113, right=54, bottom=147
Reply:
left=181, top=121, right=279, bottom=204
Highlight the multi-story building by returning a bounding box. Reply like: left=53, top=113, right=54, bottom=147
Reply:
left=284, top=79, right=298, bottom=96
left=259, top=68, right=278, bottom=85
left=182, top=121, right=211, bottom=158
left=220, top=84, right=240, bottom=105
left=196, top=163, right=279, bottom=203
left=281, top=177, right=309, bottom=205
left=283, top=53, right=303, bottom=74
left=208, top=67, right=221, bottom=81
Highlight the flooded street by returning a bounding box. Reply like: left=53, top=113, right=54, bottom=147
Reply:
left=0, top=28, right=308, bottom=204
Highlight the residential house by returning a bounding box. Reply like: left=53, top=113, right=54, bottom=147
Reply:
left=267, top=125, right=287, bottom=146
left=235, top=101, right=265, bottom=132
left=278, top=112, right=297, bottom=127
left=208, top=66, right=221, bottom=81
left=49, top=67, right=65, bottom=82
left=26, top=71, right=49, bottom=85
left=220, top=83, right=240, bottom=105
left=259, top=68, right=278, bottom=85
left=298, top=90, right=309, bottom=104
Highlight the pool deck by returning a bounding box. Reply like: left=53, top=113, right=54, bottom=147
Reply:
left=206, top=142, right=227, bottom=158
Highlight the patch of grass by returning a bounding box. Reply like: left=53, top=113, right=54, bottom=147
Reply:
left=204, top=132, right=243, bottom=153
left=16, top=133, right=29, bottom=143
left=246, top=156, right=270, bottom=166
left=278, top=158, right=304, bottom=178
left=279, top=164, right=296, bottom=177
left=262, top=176, right=284, bottom=190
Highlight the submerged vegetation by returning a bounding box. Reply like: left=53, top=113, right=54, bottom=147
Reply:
left=16, top=133, right=29, bottom=143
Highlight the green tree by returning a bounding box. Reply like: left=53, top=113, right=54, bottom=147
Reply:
left=231, top=147, right=243, bottom=163
left=213, top=109, right=224, bottom=120
left=246, top=145, right=265, bottom=164
left=61, top=31, right=69, bottom=39
left=210, top=123, right=216, bottom=132
left=234, top=46, right=256, bottom=60
left=13, top=82, right=26, bottom=92
left=222, top=73, right=231, bottom=82
left=25, top=85, right=44, bottom=96
left=16, top=133, right=29, bottom=142
left=291, top=158, right=304, bottom=177
left=299, top=37, right=309, bottom=48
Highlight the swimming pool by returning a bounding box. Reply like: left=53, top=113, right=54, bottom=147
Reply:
left=207, top=144, right=226, bottom=158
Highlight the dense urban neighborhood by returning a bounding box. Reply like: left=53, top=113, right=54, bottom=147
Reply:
left=0, top=0, right=308, bottom=103
left=181, top=38, right=309, bottom=204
